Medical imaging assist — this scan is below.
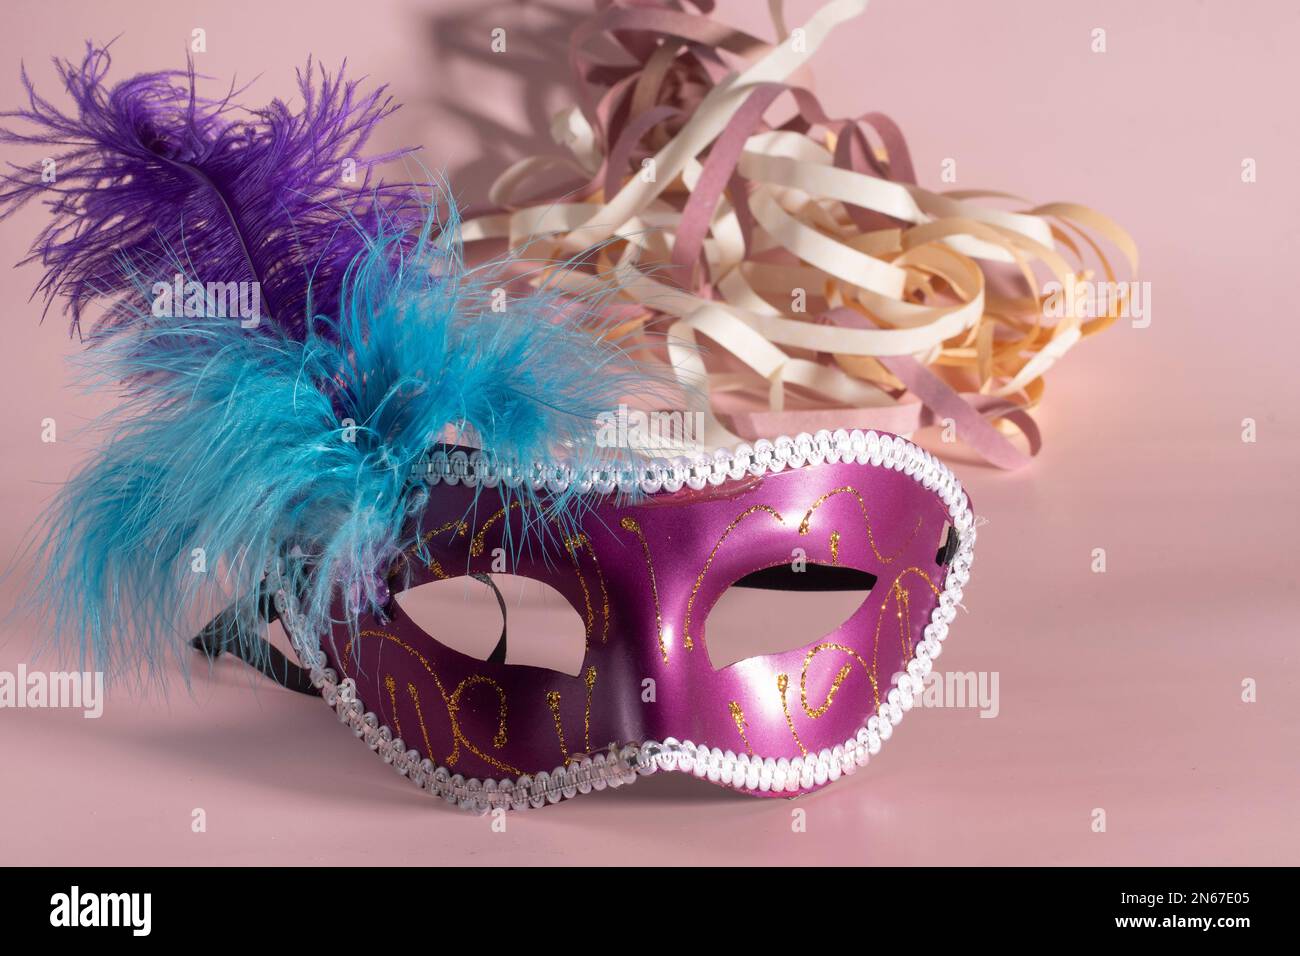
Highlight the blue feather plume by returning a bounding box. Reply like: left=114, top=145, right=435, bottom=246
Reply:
left=28, top=199, right=662, bottom=684
left=1, top=46, right=675, bottom=685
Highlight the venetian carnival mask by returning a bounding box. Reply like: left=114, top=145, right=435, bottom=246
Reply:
left=3, top=40, right=974, bottom=816
left=280, top=430, right=975, bottom=811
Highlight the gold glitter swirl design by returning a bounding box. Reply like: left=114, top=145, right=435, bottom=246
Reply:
left=683, top=505, right=786, bottom=652
left=583, top=665, right=597, bottom=753
left=469, top=503, right=521, bottom=557
left=800, top=644, right=872, bottom=717
left=424, top=518, right=470, bottom=541
left=545, top=691, right=567, bottom=762
left=563, top=535, right=595, bottom=649
left=384, top=674, right=403, bottom=738
left=797, top=486, right=922, bottom=564
left=391, top=519, right=469, bottom=577
left=620, top=517, right=669, bottom=663
left=343, top=630, right=522, bottom=775
left=570, top=533, right=610, bottom=643
left=406, top=682, right=435, bottom=761
left=728, top=700, right=754, bottom=756
left=894, top=580, right=912, bottom=658
left=771, top=566, right=941, bottom=753
left=776, top=673, right=808, bottom=756
left=546, top=665, right=599, bottom=765
left=450, top=675, right=510, bottom=751
left=889, top=567, right=941, bottom=659
left=780, top=646, right=870, bottom=757
left=799, top=647, right=857, bottom=718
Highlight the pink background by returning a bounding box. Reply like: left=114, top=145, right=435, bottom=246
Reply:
left=1, top=0, right=1297, bottom=865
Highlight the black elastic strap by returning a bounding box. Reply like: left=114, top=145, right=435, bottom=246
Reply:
left=936, top=522, right=959, bottom=566
left=732, top=564, right=878, bottom=592
left=471, top=573, right=510, bottom=664
left=189, top=583, right=317, bottom=695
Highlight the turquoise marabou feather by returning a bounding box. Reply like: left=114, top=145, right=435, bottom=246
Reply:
left=29, top=200, right=660, bottom=684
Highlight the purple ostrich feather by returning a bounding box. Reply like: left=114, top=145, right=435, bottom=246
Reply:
left=0, top=42, right=421, bottom=341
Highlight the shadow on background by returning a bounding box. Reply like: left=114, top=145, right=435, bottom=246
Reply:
left=413, top=0, right=596, bottom=206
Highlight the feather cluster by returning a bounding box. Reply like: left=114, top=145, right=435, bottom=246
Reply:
left=2, top=47, right=660, bottom=683
left=0, top=43, right=419, bottom=339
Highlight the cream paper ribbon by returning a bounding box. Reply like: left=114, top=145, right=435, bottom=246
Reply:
left=462, top=0, right=1138, bottom=468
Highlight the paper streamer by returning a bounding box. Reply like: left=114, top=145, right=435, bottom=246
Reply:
left=463, top=0, right=1138, bottom=469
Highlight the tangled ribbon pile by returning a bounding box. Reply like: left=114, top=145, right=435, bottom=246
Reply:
left=463, top=0, right=1138, bottom=469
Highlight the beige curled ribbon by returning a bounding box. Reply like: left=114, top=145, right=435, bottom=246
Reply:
left=463, top=0, right=1139, bottom=469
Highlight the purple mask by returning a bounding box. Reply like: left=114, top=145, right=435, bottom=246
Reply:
left=274, top=429, right=976, bottom=811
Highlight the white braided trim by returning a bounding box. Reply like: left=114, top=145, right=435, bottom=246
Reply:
left=424, top=428, right=974, bottom=512
left=275, top=430, right=976, bottom=811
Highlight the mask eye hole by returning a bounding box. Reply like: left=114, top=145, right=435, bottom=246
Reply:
left=393, top=574, right=587, bottom=676
left=703, top=564, right=878, bottom=670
